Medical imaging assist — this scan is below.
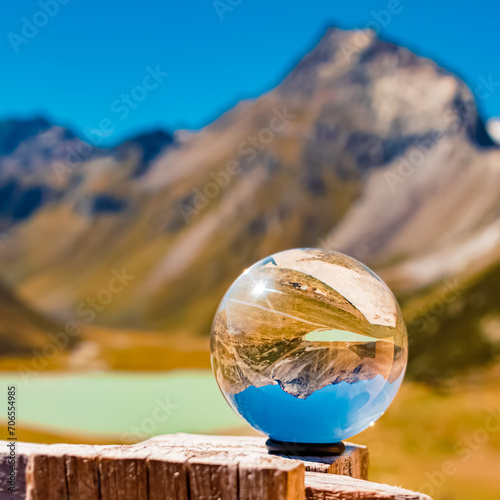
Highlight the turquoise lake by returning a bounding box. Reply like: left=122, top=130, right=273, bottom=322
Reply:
left=0, top=370, right=243, bottom=440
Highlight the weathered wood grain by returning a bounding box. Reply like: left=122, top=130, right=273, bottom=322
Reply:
left=305, top=472, right=432, bottom=500
left=237, top=454, right=304, bottom=500
left=0, top=434, right=431, bottom=500
left=146, top=434, right=368, bottom=478
left=187, top=453, right=239, bottom=500
left=26, top=454, right=67, bottom=500
left=64, top=445, right=102, bottom=500
left=151, top=435, right=305, bottom=500
left=25, top=444, right=85, bottom=500
left=98, top=446, right=151, bottom=500
left=146, top=450, right=190, bottom=500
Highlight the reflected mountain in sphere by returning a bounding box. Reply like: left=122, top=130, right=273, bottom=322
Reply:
left=211, top=248, right=408, bottom=443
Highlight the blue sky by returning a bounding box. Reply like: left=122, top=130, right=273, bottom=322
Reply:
left=1, top=0, right=499, bottom=145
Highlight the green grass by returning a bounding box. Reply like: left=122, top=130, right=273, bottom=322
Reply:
left=360, top=368, right=500, bottom=500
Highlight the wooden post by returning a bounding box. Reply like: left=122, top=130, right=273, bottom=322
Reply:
left=0, top=433, right=432, bottom=500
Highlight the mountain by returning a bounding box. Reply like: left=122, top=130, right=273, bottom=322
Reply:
left=0, top=28, right=499, bottom=379
left=0, top=117, right=53, bottom=155
left=0, top=120, right=173, bottom=231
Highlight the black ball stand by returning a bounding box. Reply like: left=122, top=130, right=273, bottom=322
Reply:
left=265, top=438, right=346, bottom=456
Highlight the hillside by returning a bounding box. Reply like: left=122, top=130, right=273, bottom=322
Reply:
left=0, top=280, right=62, bottom=356
left=0, top=28, right=499, bottom=378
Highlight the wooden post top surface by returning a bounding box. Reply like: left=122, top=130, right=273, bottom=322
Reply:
left=0, top=433, right=432, bottom=500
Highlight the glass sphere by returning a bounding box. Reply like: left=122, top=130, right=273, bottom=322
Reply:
left=211, top=248, right=407, bottom=444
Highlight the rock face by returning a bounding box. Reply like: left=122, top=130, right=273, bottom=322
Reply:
left=0, top=28, right=499, bottom=378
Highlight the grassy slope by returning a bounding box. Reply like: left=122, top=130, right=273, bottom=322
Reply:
left=401, top=260, right=500, bottom=381
left=0, top=282, right=64, bottom=356
left=0, top=324, right=211, bottom=372
left=362, top=372, right=500, bottom=500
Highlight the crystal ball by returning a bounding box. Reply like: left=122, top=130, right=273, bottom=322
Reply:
left=211, top=248, right=408, bottom=444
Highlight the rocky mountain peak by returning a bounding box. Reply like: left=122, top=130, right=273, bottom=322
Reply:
left=0, top=29, right=499, bottom=380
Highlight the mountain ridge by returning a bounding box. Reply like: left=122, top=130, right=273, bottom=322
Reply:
left=1, top=27, right=499, bottom=378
